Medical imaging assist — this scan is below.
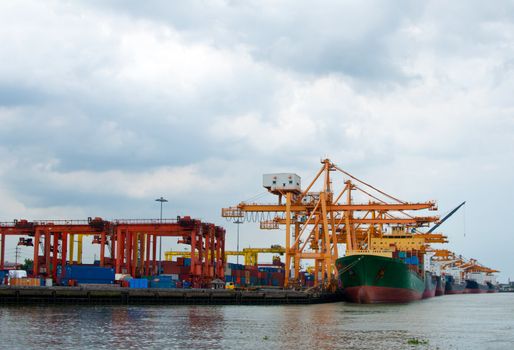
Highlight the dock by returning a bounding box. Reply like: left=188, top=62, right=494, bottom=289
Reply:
left=0, top=286, right=342, bottom=305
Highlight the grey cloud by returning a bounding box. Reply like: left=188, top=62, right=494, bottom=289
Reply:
left=79, top=0, right=423, bottom=82
left=0, top=83, right=48, bottom=106
left=0, top=1, right=513, bottom=278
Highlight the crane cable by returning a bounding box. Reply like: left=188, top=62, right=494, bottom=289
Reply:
left=333, top=164, right=406, bottom=204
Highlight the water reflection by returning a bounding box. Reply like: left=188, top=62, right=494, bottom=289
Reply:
left=0, top=294, right=513, bottom=349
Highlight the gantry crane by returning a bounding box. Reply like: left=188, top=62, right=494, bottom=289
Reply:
left=165, top=245, right=285, bottom=266
left=222, top=159, right=443, bottom=289
left=430, top=250, right=499, bottom=281
left=0, top=216, right=225, bottom=287
left=460, top=258, right=499, bottom=274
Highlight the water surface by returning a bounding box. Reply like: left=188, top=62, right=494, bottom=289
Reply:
left=0, top=293, right=512, bottom=349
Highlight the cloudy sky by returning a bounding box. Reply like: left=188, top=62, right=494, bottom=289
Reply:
left=1, top=1, right=513, bottom=280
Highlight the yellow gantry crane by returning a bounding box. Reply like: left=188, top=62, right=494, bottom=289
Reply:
left=222, top=159, right=442, bottom=289
left=165, top=245, right=285, bottom=266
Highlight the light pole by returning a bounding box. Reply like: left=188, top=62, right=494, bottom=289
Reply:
left=155, top=196, right=168, bottom=275
left=234, top=219, right=243, bottom=264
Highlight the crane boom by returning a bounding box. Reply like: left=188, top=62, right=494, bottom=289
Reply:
left=427, top=201, right=466, bottom=233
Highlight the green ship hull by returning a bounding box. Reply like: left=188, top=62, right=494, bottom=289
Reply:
left=336, top=254, right=425, bottom=304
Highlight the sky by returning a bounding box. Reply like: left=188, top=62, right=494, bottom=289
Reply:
left=0, top=1, right=513, bottom=281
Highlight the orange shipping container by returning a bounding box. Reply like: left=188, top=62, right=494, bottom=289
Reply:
left=9, top=278, right=40, bottom=286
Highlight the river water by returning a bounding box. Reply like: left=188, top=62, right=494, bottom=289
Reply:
left=0, top=293, right=512, bottom=349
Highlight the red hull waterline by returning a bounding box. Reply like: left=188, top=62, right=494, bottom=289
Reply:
left=464, top=288, right=488, bottom=294
left=445, top=289, right=465, bottom=295
left=422, top=288, right=436, bottom=299
left=344, top=286, right=423, bottom=304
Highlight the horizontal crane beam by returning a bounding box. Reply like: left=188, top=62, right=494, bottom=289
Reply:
left=274, top=217, right=439, bottom=225
left=222, top=202, right=436, bottom=216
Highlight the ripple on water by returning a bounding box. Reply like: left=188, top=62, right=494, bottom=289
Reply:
left=0, top=294, right=512, bottom=349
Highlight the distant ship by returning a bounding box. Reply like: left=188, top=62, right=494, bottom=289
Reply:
left=465, top=271, right=499, bottom=294
left=423, top=271, right=438, bottom=299
left=435, top=275, right=445, bottom=296
left=445, top=274, right=466, bottom=294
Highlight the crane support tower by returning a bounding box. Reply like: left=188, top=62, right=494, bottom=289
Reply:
left=0, top=216, right=225, bottom=288
left=222, top=159, right=442, bottom=290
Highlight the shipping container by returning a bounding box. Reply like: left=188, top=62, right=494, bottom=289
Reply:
left=59, top=265, right=115, bottom=285
left=129, top=278, right=149, bottom=288
left=8, top=270, right=27, bottom=279
left=150, top=279, right=177, bottom=288
left=10, top=277, right=40, bottom=286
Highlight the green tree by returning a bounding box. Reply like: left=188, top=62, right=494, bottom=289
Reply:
left=21, top=258, right=33, bottom=273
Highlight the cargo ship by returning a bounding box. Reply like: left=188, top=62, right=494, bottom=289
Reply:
left=423, top=271, right=437, bottom=298
left=425, top=249, right=448, bottom=297
left=336, top=229, right=445, bottom=304
left=336, top=253, right=425, bottom=303
left=465, top=271, right=499, bottom=294
left=435, top=275, right=445, bottom=296
left=429, top=250, right=470, bottom=295
left=444, top=274, right=466, bottom=294
left=465, top=278, right=489, bottom=293
left=439, top=258, right=500, bottom=294
left=456, top=259, right=500, bottom=294
left=487, top=281, right=499, bottom=293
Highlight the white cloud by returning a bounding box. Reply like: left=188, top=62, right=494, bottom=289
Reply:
left=0, top=0, right=513, bottom=279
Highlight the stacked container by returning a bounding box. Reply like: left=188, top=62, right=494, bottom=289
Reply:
left=58, top=265, right=115, bottom=286
left=225, top=263, right=285, bottom=288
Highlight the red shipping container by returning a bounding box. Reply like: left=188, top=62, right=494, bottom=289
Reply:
left=180, top=267, right=191, bottom=275
left=177, top=257, right=184, bottom=266
left=170, top=266, right=181, bottom=274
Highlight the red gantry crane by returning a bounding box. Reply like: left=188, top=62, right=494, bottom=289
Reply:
left=0, top=216, right=225, bottom=287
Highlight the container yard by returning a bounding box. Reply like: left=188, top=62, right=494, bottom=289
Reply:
left=0, top=159, right=500, bottom=305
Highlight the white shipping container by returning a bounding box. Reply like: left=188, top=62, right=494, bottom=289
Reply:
left=115, top=273, right=132, bottom=281
left=8, top=270, right=27, bottom=279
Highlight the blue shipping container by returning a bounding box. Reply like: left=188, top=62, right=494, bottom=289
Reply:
left=150, top=279, right=176, bottom=288
left=65, top=265, right=115, bottom=280
left=63, top=279, right=114, bottom=285
left=59, top=265, right=115, bottom=285
left=129, top=279, right=148, bottom=288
